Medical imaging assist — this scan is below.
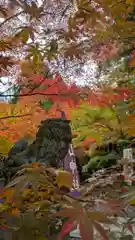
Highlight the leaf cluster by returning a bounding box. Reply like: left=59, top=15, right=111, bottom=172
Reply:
left=0, top=162, right=130, bottom=240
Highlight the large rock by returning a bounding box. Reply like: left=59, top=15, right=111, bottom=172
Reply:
left=3, top=118, right=72, bottom=185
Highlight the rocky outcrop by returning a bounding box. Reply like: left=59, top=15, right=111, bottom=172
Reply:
left=3, top=118, right=72, bottom=185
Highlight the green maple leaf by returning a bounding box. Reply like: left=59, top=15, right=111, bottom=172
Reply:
left=39, top=99, right=54, bottom=112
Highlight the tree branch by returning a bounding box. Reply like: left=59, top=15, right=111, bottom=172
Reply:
left=111, top=0, right=126, bottom=8
left=0, top=113, right=31, bottom=120
left=0, top=92, right=77, bottom=98
left=94, top=122, right=113, bottom=131
left=0, top=10, right=24, bottom=28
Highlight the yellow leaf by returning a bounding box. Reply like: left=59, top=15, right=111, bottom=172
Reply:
left=130, top=199, right=135, bottom=205
left=56, top=170, right=73, bottom=189
left=20, top=29, right=29, bottom=43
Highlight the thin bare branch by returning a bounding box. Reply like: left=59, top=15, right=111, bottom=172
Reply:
left=0, top=10, right=24, bottom=28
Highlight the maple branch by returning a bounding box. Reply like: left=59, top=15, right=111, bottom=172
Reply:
left=26, top=72, right=60, bottom=95
left=111, top=0, right=126, bottom=8
left=0, top=10, right=24, bottom=28
left=42, top=171, right=97, bottom=206
left=0, top=113, right=31, bottom=120
left=0, top=119, right=6, bottom=129
left=53, top=188, right=96, bottom=207
left=26, top=78, right=47, bottom=95
left=94, top=122, right=113, bottom=131
left=0, top=74, right=68, bottom=98
left=0, top=92, right=76, bottom=97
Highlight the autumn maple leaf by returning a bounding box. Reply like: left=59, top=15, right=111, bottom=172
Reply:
left=53, top=204, right=114, bottom=240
